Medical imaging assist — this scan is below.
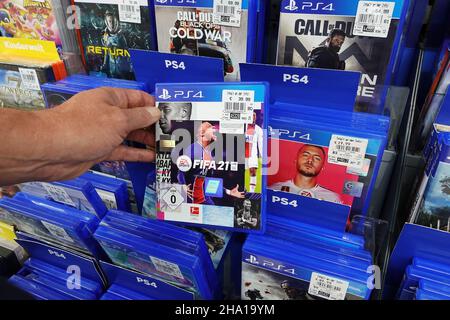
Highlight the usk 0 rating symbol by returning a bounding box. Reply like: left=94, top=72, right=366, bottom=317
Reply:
left=162, top=187, right=184, bottom=210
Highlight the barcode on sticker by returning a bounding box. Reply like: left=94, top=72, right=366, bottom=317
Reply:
left=353, top=1, right=395, bottom=38
left=119, top=0, right=141, bottom=24
left=334, top=145, right=361, bottom=153
left=308, top=272, right=349, bottom=300
left=150, top=256, right=184, bottom=279
left=41, top=221, right=75, bottom=243
left=120, top=4, right=136, bottom=13
left=357, top=14, right=383, bottom=25
left=224, top=102, right=246, bottom=112
left=41, top=183, right=76, bottom=207
left=327, top=135, right=368, bottom=169
left=18, top=68, right=40, bottom=91
left=216, top=4, right=236, bottom=15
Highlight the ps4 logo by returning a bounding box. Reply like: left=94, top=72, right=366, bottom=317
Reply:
left=155, top=0, right=197, bottom=4
left=269, top=126, right=312, bottom=141
left=158, top=89, right=204, bottom=100
left=285, top=1, right=335, bottom=12
left=245, top=254, right=296, bottom=275
left=136, top=277, right=158, bottom=288
left=48, top=249, right=66, bottom=259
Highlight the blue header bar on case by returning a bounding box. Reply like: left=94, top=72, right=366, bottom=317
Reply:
left=154, top=0, right=249, bottom=10
left=280, top=0, right=405, bottom=18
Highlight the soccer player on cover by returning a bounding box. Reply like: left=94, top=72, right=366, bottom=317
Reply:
left=178, top=122, right=244, bottom=204
left=269, top=144, right=342, bottom=204
left=236, top=199, right=258, bottom=229
left=245, top=112, right=263, bottom=193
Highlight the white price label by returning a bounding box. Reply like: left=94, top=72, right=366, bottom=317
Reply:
left=219, top=122, right=244, bottom=134
left=353, top=1, right=395, bottom=38
left=346, top=158, right=371, bottom=177
left=41, top=221, right=75, bottom=243
left=18, top=68, right=41, bottom=91
left=213, top=0, right=242, bottom=27
left=41, top=183, right=76, bottom=207
left=221, top=90, right=254, bottom=124
left=328, top=135, right=368, bottom=169
left=308, top=272, right=349, bottom=300
left=150, top=256, right=184, bottom=279
left=95, top=188, right=118, bottom=210
left=119, top=0, right=141, bottom=24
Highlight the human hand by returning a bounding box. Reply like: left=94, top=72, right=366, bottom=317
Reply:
left=229, top=184, right=245, bottom=198
left=2, top=87, right=160, bottom=184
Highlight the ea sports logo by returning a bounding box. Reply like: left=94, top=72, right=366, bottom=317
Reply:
left=177, top=155, right=192, bottom=172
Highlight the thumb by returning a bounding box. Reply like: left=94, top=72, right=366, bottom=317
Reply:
left=123, top=106, right=161, bottom=132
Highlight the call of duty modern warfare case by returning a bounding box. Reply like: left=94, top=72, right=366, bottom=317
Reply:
left=276, top=0, right=410, bottom=113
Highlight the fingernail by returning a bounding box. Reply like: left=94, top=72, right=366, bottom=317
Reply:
left=146, top=106, right=161, bottom=118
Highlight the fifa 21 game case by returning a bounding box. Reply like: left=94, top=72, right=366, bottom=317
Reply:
left=276, top=0, right=410, bottom=113
left=0, top=62, right=55, bottom=110
left=267, top=112, right=387, bottom=217
left=409, top=132, right=450, bottom=231
left=153, top=82, right=268, bottom=232
left=75, top=0, right=156, bottom=80
left=154, top=0, right=258, bottom=80
left=241, top=235, right=372, bottom=300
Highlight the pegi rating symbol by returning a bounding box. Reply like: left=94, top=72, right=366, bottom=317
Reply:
left=162, top=187, right=184, bottom=210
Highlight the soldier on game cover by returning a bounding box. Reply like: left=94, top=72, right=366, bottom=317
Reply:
left=305, top=28, right=346, bottom=70
left=101, top=9, right=132, bottom=79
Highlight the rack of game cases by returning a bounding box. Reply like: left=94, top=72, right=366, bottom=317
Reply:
left=0, top=0, right=435, bottom=301
left=380, top=0, right=450, bottom=300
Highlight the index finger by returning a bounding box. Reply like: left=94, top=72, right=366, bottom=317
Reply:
left=99, top=87, right=155, bottom=109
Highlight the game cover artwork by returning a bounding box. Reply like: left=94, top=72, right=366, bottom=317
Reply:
left=0, top=0, right=62, bottom=45
left=267, top=129, right=377, bottom=209
left=0, top=68, right=45, bottom=109
left=277, top=0, right=404, bottom=112
left=76, top=0, right=153, bottom=80
left=155, top=85, right=265, bottom=231
left=155, top=5, right=249, bottom=80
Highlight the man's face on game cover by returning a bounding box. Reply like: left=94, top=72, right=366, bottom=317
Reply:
left=296, top=145, right=325, bottom=178
left=329, top=35, right=345, bottom=53
left=158, top=103, right=191, bottom=134
left=105, top=14, right=118, bottom=32
left=244, top=200, right=251, bottom=210
left=203, top=126, right=217, bottom=143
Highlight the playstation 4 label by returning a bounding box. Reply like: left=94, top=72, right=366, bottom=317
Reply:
left=154, top=82, right=267, bottom=232
left=276, top=0, right=408, bottom=113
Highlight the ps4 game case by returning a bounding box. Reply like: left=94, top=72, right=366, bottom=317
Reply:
left=154, top=0, right=258, bottom=80
left=153, top=82, right=267, bottom=233
left=276, top=0, right=409, bottom=113
left=75, top=0, right=156, bottom=80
